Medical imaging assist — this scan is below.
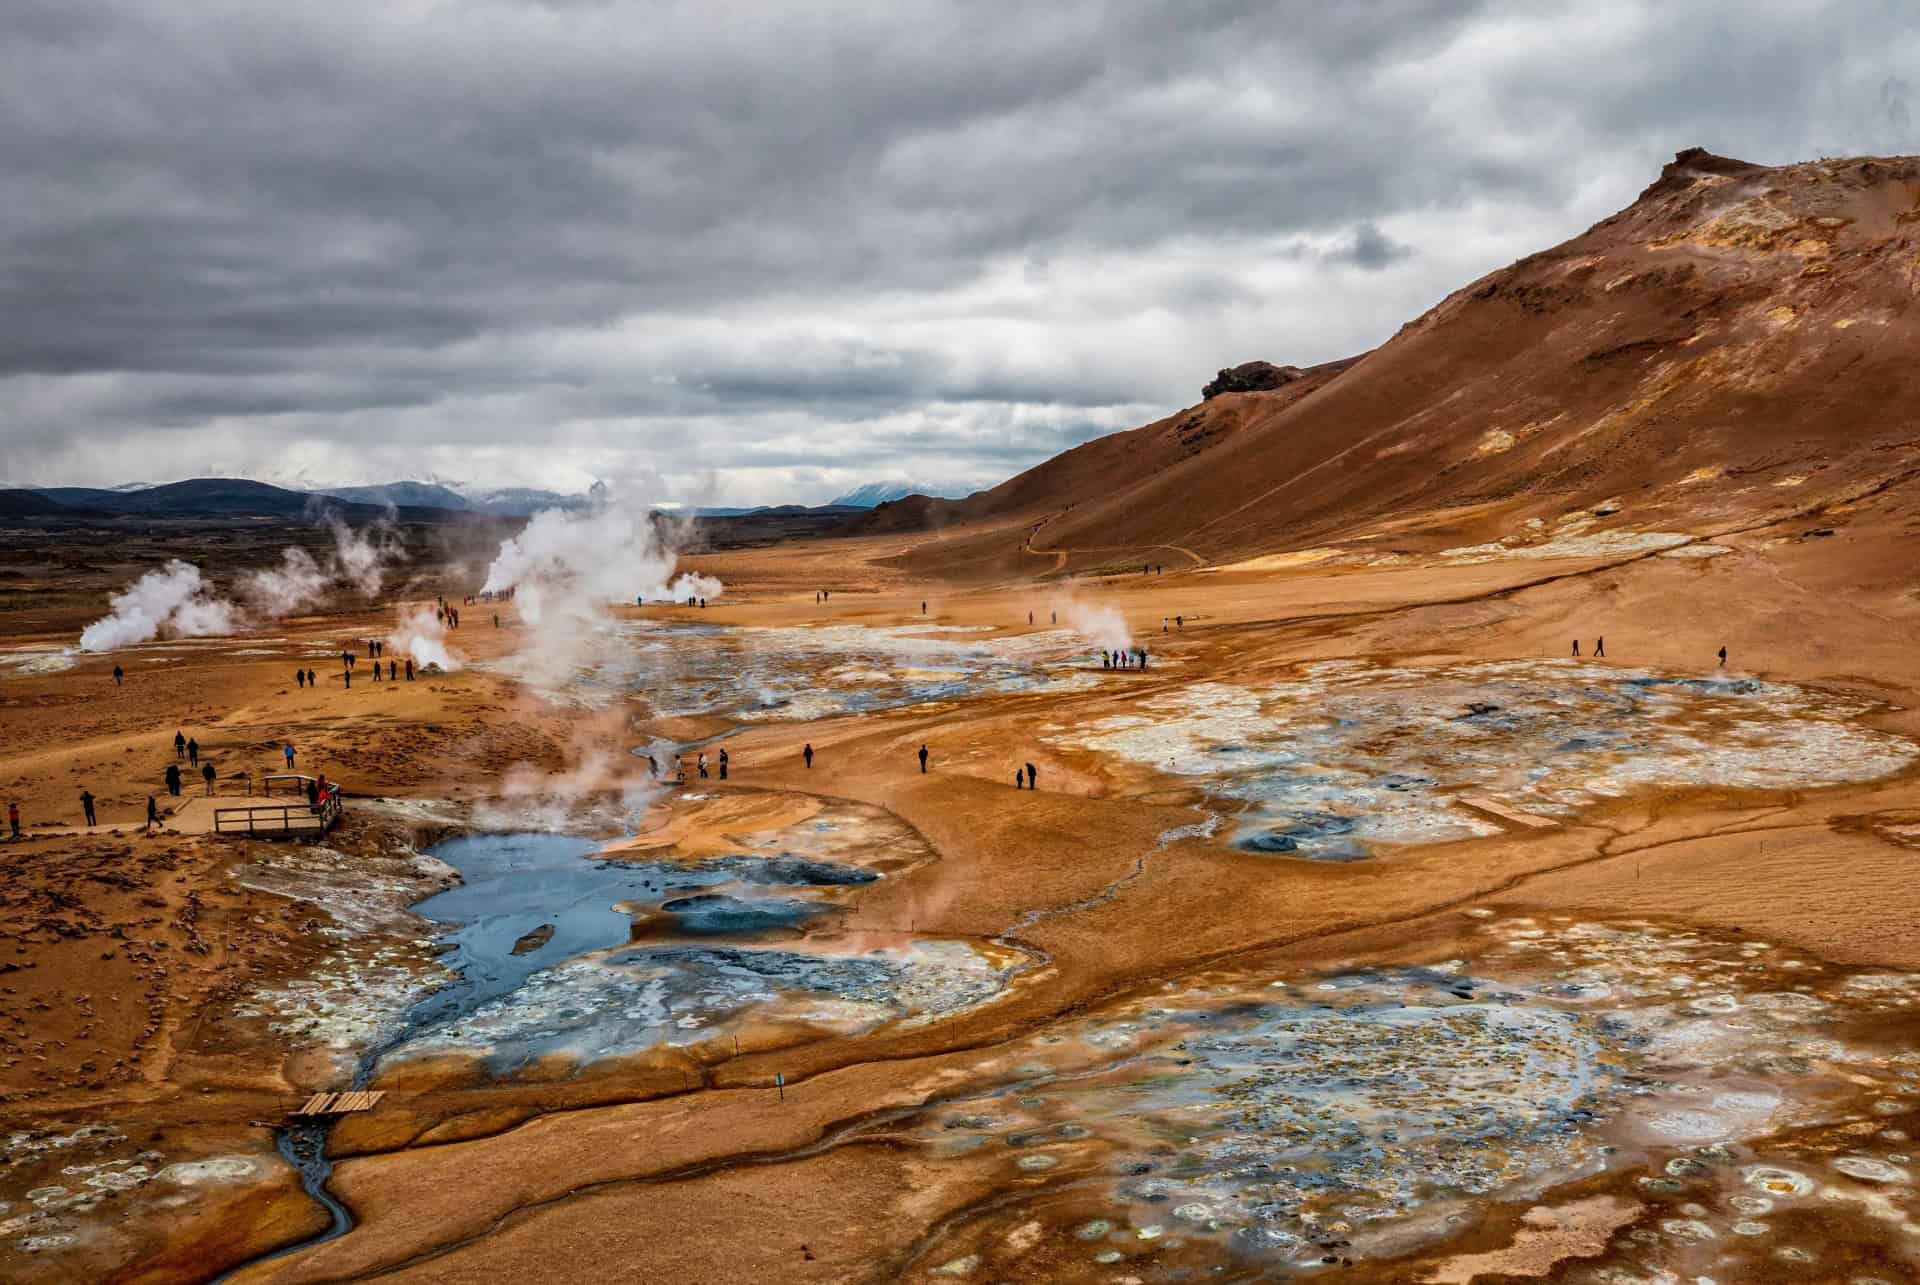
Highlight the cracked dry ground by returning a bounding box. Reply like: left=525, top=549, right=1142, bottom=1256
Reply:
left=5, top=505, right=1920, bottom=1284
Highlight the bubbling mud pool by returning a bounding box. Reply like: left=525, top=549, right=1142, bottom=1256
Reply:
left=375, top=811, right=1021, bottom=1072
left=888, top=916, right=1920, bottom=1281
left=1054, top=660, right=1917, bottom=859
left=495, top=620, right=1099, bottom=716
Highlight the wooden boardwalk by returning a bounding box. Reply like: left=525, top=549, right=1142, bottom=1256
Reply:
left=214, top=793, right=341, bottom=838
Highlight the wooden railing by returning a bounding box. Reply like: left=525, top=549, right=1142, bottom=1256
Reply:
left=213, top=794, right=341, bottom=837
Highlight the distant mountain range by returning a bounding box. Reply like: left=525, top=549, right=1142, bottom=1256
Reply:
left=829, top=480, right=971, bottom=508
left=1, top=478, right=464, bottom=522
left=0, top=477, right=878, bottom=524
left=316, top=482, right=596, bottom=516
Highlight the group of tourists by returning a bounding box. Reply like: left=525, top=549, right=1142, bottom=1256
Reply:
left=162, top=739, right=219, bottom=797
left=1100, top=647, right=1149, bottom=670
left=320, top=649, right=412, bottom=689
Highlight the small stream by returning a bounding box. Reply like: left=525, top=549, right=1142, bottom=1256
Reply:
left=212, top=832, right=678, bottom=1280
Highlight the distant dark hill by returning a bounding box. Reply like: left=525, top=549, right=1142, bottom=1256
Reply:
left=31, top=487, right=127, bottom=509
left=0, top=489, right=83, bottom=518
left=321, top=481, right=473, bottom=510
left=25, top=478, right=467, bottom=522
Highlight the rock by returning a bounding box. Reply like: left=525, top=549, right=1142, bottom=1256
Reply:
left=510, top=924, right=555, bottom=955
left=1201, top=360, right=1304, bottom=400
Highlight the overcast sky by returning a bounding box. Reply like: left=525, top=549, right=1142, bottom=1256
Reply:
left=3, top=1, right=1913, bottom=504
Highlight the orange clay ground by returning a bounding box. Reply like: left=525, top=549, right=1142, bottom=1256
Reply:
left=2, top=507, right=1919, bottom=1284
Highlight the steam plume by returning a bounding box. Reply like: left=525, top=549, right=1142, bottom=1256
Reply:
left=78, top=560, right=240, bottom=651
left=1058, top=597, right=1133, bottom=651
left=480, top=498, right=722, bottom=681
left=387, top=603, right=463, bottom=671
left=78, top=518, right=409, bottom=651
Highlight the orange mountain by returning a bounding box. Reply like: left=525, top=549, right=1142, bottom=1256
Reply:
left=864, top=149, right=1920, bottom=580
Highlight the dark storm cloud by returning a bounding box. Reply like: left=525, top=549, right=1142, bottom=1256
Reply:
left=2, top=0, right=1916, bottom=502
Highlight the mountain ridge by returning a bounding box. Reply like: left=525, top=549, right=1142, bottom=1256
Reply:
left=861, top=148, right=1920, bottom=579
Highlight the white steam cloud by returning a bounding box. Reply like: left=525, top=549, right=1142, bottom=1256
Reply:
left=480, top=499, right=722, bottom=681
left=472, top=743, right=662, bottom=832
left=1058, top=596, right=1133, bottom=651
left=78, top=519, right=408, bottom=652
left=78, top=560, right=241, bottom=652
left=330, top=517, right=402, bottom=596
left=387, top=603, right=463, bottom=672
left=239, top=546, right=331, bottom=617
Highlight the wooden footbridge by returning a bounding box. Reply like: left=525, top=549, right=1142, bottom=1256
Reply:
left=292, top=1090, right=385, bottom=1117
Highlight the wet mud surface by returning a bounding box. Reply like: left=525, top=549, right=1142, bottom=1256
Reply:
left=500, top=620, right=1097, bottom=718
left=1058, top=660, right=1916, bottom=859
left=373, top=799, right=1020, bottom=1074
left=884, top=915, right=1920, bottom=1281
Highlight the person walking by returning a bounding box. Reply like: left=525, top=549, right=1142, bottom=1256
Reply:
left=1718, top=646, right=1727, bottom=668
left=344, top=667, right=351, bottom=689
left=7, top=801, right=18, bottom=838
left=112, top=665, right=123, bottom=687
left=1595, top=637, right=1605, bottom=658
left=1571, top=639, right=1580, bottom=656
left=388, top=660, right=396, bottom=681
left=371, top=660, right=381, bottom=683
left=145, top=796, right=159, bottom=832
left=297, top=669, right=306, bottom=689
left=718, top=748, right=729, bottom=781
left=918, top=744, right=929, bottom=774
left=174, top=731, right=186, bottom=759
left=187, top=738, right=199, bottom=766
left=1013, top=769, right=1023, bottom=790
left=284, top=742, right=296, bottom=771
left=164, top=763, right=181, bottom=797
left=405, top=659, right=414, bottom=681
left=1025, top=762, right=1037, bottom=790
left=80, top=789, right=96, bottom=827
left=202, top=763, right=216, bottom=795
left=646, top=754, right=658, bottom=779
left=306, top=668, right=317, bottom=690
left=306, top=778, right=319, bottom=810
left=803, top=743, right=814, bottom=769
left=698, top=752, right=709, bottom=779
left=1175, top=615, right=1182, bottom=630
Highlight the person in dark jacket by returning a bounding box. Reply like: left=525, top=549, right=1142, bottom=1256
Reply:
left=164, top=763, right=181, bottom=797
left=80, top=790, right=97, bottom=827
left=918, top=744, right=929, bottom=773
